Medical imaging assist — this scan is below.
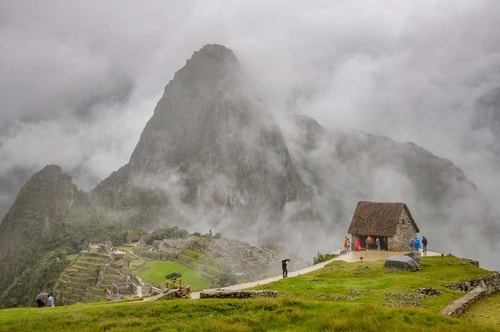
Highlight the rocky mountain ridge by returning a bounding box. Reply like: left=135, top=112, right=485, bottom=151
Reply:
left=0, top=44, right=499, bottom=307
left=93, top=44, right=315, bottom=243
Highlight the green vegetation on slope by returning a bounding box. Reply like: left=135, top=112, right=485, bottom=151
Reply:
left=0, top=254, right=498, bottom=331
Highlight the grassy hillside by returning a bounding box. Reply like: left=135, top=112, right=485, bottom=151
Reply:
left=0, top=255, right=498, bottom=331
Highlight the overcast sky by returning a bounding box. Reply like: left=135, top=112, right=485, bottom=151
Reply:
left=1, top=1, right=500, bottom=221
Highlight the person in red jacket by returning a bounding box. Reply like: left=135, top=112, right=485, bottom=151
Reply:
left=355, top=238, right=362, bottom=251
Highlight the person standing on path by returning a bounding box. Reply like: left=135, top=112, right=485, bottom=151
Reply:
left=422, top=236, right=428, bottom=252
left=376, top=237, right=381, bottom=250
left=281, top=259, right=290, bottom=278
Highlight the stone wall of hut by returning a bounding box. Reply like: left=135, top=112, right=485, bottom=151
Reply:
left=387, top=209, right=416, bottom=251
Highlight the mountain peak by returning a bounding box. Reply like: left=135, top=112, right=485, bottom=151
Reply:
left=195, top=44, right=237, bottom=61
left=95, top=44, right=313, bottom=234
left=167, top=44, right=240, bottom=92
left=37, top=164, right=63, bottom=178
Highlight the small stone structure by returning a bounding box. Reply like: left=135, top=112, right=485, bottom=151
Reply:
left=348, top=201, right=419, bottom=251
left=441, top=273, right=500, bottom=317
left=199, top=289, right=277, bottom=299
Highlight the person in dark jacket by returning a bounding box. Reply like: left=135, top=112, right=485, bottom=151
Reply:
left=281, top=259, right=291, bottom=278
left=422, top=236, right=428, bottom=252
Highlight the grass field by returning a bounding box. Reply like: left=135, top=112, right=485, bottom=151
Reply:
left=0, top=255, right=498, bottom=331
left=119, top=245, right=214, bottom=291
left=130, top=260, right=212, bottom=291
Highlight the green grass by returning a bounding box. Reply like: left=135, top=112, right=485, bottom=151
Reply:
left=253, top=255, right=492, bottom=310
left=461, top=291, right=500, bottom=329
left=0, top=254, right=498, bottom=331
left=129, top=260, right=212, bottom=291
left=121, top=245, right=222, bottom=289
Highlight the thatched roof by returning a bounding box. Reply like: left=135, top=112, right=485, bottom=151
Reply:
left=348, top=201, right=419, bottom=236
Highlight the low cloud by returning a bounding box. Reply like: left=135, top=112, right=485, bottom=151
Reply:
left=1, top=1, right=499, bottom=268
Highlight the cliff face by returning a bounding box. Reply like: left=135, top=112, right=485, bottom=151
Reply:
left=94, top=45, right=316, bottom=240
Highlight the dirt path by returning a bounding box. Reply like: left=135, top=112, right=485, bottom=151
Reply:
left=190, top=250, right=441, bottom=299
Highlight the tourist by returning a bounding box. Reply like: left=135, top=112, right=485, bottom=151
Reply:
left=409, top=237, right=415, bottom=251
left=414, top=236, right=421, bottom=251
left=355, top=237, right=362, bottom=251
left=422, top=236, right=428, bottom=252
left=281, top=259, right=290, bottom=278
left=343, top=236, right=349, bottom=250
left=346, top=238, right=350, bottom=251
left=35, top=292, right=48, bottom=307
left=47, top=294, right=55, bottom=307
left=376, top=238, right=380, bottom=250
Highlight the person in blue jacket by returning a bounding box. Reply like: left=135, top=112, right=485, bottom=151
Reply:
left=414, top=236, right=421, bottom=251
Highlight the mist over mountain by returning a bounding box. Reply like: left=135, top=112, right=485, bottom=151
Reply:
left=0, top=44, right=499, bottom=307
left=93, top=45, right=316, bottom=244
left=89, top=44, right=497, bottom=269
left=284, top=115, right=499, bottom=269
left=471, top=87, right=500, bottom=166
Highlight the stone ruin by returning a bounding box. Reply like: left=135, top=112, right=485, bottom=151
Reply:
left=441, top=273, right=500, bottom=317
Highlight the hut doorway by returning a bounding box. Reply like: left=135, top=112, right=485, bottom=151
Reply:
left=361, top=236, right=388, bottom=250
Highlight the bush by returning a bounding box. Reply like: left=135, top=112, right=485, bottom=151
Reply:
left=165, top=272, right=182, bottom=281
left=313, top=251, right=337, bottom=264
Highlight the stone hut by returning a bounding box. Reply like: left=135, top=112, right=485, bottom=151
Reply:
left=347, top=201, right=419, bottom=251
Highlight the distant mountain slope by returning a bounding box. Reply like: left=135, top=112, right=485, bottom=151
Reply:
left=286, top=115, right=499, bottom=269
left=93, top=44, right=498, bottom=269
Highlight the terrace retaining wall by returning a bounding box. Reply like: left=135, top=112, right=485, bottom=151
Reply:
left=441, top=272, right=500, bottom=317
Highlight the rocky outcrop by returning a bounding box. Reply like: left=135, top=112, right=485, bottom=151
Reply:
left=383, top=255, right=420, bottom=272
